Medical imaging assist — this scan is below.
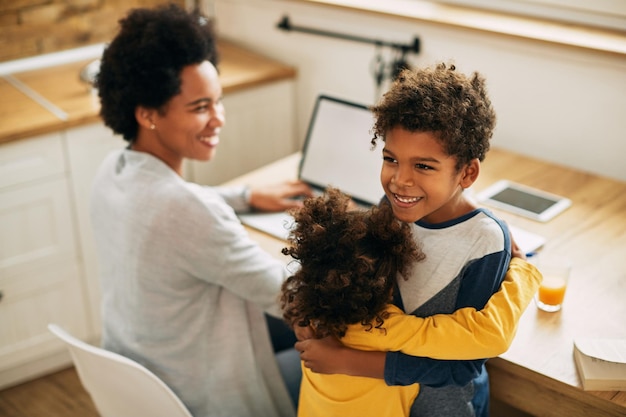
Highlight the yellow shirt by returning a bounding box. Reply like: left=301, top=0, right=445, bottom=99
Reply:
left=297, top=258, right=542, bottom=417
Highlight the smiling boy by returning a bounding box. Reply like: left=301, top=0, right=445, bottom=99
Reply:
left=374, top=64, right=505, bottom=417
left=297, top=63, right=521, bottom=417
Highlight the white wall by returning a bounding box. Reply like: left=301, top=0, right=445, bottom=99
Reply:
left=213, top=0, right=626, bottom=182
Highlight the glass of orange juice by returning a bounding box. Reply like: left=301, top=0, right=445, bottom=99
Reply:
left=534, top=258, right=571, bottom=312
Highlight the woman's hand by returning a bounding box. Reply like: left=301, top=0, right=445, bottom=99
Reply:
left=249, top=181, right=313, bottom=212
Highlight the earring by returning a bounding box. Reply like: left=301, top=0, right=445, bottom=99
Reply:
left=150, top=124, right=156, bottom=130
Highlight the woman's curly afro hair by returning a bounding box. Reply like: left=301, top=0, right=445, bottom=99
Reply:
left=280, top=188, right=424, bottom=339
left=370, top=63, right=496, bottom=170
left=96, top=3, right=218, bottom=142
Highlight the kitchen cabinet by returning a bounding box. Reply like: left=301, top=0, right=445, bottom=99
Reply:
left=0, top=132, right=91, bottom=388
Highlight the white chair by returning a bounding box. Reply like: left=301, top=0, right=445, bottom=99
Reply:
left=48, top=323, right=192, bottom=417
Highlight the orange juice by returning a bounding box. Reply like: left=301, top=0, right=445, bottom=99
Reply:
left=538, top=275, right=567, bottom=306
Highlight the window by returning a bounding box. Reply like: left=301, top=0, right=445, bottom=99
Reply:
left=434, top=0, right=626, bottom=31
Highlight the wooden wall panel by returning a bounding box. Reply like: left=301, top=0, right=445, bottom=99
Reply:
left=0, top=0, right=184, bottom=62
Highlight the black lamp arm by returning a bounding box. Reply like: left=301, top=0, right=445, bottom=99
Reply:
left=277, top=15, right=420, bottom=54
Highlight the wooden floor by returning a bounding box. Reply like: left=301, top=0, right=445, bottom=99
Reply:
left=0, top=367, right=98, bottom=417
left=0, top=366, right=532, bottom=417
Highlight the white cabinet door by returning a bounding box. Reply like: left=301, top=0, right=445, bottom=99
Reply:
left=0, top=176, right=89, bottom=382
left=0, top=177, right=76, bottom=276
left=0, top=132, right=65, bottom=189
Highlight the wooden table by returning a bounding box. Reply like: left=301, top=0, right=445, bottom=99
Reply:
left=224, top=149, right=626, bottom=417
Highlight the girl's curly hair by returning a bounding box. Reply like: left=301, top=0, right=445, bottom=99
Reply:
left=96, top=4, right=218, bottom=142
left=370, top=63, right=496, bottom=171
left=280, top=188, right=424, bottom=339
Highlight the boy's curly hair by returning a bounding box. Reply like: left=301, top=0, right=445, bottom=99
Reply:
left=280, top=188, right=424, bottom=339
left=370, top=63, right=496, bottom=170
left=97, top=4, right=218, bottom=142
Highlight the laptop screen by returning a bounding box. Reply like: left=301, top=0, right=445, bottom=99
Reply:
left=298, top=95, right=384, bottom=206
left=238, top=95, right=385, bottom=240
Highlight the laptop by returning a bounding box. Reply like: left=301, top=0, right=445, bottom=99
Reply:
left=238, top=94, right=384, bottom=240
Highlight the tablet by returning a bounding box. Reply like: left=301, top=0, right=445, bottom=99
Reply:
left=476, top=180, right=571, bottom=222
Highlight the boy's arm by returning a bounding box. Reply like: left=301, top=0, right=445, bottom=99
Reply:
left=295, top=258, right=541, bottom=384
left=296, top=338, right=483, bottom=385
left=375, top=257, right=542, bottom=358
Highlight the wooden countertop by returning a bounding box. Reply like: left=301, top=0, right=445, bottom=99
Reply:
left=0, top=40, right=296, bottom=145
left=474, top=151, right=626, bottom=416
left=223, top=149, right=626, bottom=416
left=0, top=77, right=62, bottom=142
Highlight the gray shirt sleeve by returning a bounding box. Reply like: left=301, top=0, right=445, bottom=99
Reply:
left=214, top=184, right=251, bottom=213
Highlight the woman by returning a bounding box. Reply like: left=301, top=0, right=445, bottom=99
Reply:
left=91, top=4, right=309, bottom=417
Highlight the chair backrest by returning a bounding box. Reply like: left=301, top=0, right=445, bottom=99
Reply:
left=48, top=324, right=193, bottom=417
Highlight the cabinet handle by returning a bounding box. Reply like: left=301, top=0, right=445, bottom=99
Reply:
left=0, top=290, right=3, bottom=302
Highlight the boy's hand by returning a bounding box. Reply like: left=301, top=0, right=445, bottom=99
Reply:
left=507, top=222, right=526, bottom=260
left=511, top=236, right=525, bottom=259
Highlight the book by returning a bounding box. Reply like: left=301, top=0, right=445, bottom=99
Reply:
left=574, top=338, right=626, bottom=391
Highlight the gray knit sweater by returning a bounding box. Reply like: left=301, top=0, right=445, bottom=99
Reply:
left=90, top=149, right=295, bottom=417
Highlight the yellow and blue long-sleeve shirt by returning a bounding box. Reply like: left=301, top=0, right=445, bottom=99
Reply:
left=297, top=257, right=541, bottom=417
left=390, top=208, right=516, bottom=417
